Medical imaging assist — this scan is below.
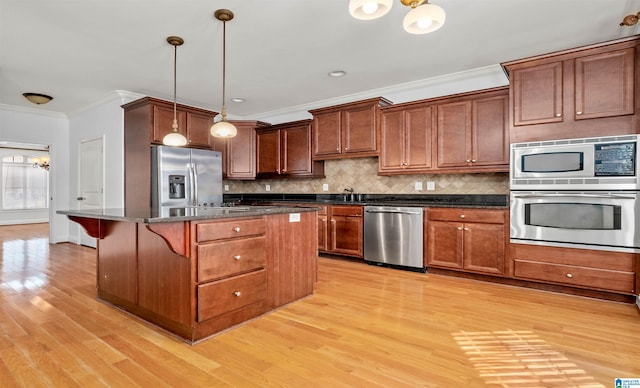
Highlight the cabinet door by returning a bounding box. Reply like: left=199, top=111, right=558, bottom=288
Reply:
left=472, top=95, right=508, bottom=167
left=511, top=62, right=563, bottom=126
left=379, top=110, right=405, bottom=171
left=463, top=223, right=505, bottom=275
left=330, top=215, right=363, bottom=257
left=97, top=221, right=138, bottom=303
left=426, top=221, right=463, bottom=269
left=256, top=130, right=281, bottom=175
left=343, top=104, right=378, bottom=156
left=437, top=101, right=472, bottom=168
left=405, top=105, right=434, bottom=170
left=282, top=124, right=312, bottom=175
left=313, top=111, right=342, bottom=158
left=318, top=214, right=328, bottom=252
left=575, top=48, right=635, bottom=120
left=186, top=111, right=213, bottom=147
left=152, top=105, right=187, bottom=143
left=227, top=124, right=256, bottom=179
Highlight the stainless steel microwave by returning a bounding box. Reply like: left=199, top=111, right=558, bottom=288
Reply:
left=510, top=134, right=640, bottom=190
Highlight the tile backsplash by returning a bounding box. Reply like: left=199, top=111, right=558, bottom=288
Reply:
left=224, top=157, right=508, bottom=195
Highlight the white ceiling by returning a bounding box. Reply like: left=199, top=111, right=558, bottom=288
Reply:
left=2, top=0, right=640, bottom=122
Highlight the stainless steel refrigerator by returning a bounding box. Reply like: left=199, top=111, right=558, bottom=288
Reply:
left=151, top=145, right=223, bottom=207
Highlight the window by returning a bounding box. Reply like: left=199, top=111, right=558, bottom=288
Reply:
left=2, top=155, right=49, bottom=210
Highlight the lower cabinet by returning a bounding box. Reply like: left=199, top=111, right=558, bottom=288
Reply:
left=511, top=243, right=636, bottom=294
left=426, top=208, right=506, bottom=275
left=319, top=205, right=364, bottom=258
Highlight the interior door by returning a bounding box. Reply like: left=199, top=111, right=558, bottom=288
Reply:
left=78, top=137, right=104, bottom=247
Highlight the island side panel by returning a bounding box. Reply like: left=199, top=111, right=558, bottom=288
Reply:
left=267, top=211, right=318, bottom=308
left=137, top=223, right=193, bottom=328
left=97, top=221, right=138, bottom=304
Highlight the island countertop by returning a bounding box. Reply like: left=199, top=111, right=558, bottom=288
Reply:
left=57, top=205, right=320, bottom=223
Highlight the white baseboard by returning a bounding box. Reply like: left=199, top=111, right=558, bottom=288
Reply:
left=0, top=219, right=48, bottom=225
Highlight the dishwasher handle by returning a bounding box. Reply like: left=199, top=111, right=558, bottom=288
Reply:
left=365, top=209, right=422, bottom=215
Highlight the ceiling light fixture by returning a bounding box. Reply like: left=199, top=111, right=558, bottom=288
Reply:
left=620, top=12, right=640, bottom=26
left=328, top=70, right=347, bottom=77
left=162, top=36, right=188, bottom=147
left=210, top=9, right=238, bottom=139
left=23, top=93, right=53, bottom=105
left=33, top=155, right=50, bottom=171
left=349, top=0, right=445, bottom=35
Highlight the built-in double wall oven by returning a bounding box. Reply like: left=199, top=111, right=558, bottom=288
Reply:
left=510, top=134, right=640, bottom=253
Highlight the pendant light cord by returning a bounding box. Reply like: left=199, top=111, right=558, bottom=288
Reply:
left=173, top=43, right=178, bottom=130
left=221, top=20, right=227, bottom=120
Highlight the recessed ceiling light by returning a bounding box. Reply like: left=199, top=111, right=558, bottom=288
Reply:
left=231, top=98, right=245, bottom=103
left=328, top=70, right=347, bottom=77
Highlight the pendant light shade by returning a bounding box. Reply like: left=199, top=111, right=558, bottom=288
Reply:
left=163, top=36, right=188, bottom=146
left=403, top=1, right=446, bottom=34
left=349, top=0, right=393, bottom=20
left=210, top=9, right=238, bottom=139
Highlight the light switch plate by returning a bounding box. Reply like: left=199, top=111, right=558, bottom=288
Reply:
left=427, top=181, right=435, bottom=191
left=414, top=181, right=423, bottom=191
left=265, top=184, right=271, bottom=192
left=224, top=184, right=229, bottom=191
left=322, top=183, right=329, bottom=191
left=289, top=213, right=300, bottom=222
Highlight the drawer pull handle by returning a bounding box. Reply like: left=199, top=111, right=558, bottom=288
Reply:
left=234, top=291, right=241, bottom=297
left=460, top=214, right=465, bottom=218
left=457, top=227, right=463, bottom=230
left=233, top=255, right=241, bottom=260
left=463, top=227, right=469, bottom=231
left=556, top=113, right=561, bottom=117
left=566, top=273, right=573, bottom=278
left=576, top=111, right=582, bottom=115
left=233, top=227, right=241, bottom=232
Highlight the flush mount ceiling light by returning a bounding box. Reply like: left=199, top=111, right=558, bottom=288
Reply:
left=349, top=0, right=445, bottom=35
left=210, top=9, right=238, bottom=139
left=162, top=36, right=188, bottom=147
left=620, top=12, right=640, bottom=26
left=23, top=93, right=53, bottom=105
left=328, top=70, right=347, bottom=77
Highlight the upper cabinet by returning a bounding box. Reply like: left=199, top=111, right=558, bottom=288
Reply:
left=310, top=97, right=392, bottom=160
left=378, top=87, right=508, bottom=175
left=211, top=121, right=270, bottom=180
left=130, top=97, right=218, bottom=148
left=256, top=120, right=325, bottom=179
left=503, top=36, right=640, bottom=142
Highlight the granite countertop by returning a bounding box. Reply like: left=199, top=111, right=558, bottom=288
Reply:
left=224, top=193, right=509, bottom=209
left=57, top=205, right=320, bottom=223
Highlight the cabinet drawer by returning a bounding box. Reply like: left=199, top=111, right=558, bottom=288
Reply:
left=427, top=208, right=505, bottom=224
left=196, top=218, right=266, bottom=242
left=514, top=259, right=635, bottom=294
left=331, top=205, right=363, bottom=217
left=198, top=269, right=267, bottom=322
left=198, top=236, right=266, bottom=282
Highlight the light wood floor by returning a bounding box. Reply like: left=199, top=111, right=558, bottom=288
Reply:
left=1, top=223, right=639, bottom=387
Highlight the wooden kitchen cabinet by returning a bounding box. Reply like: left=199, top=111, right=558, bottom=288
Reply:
left=310, top=97, right=392, bottom=160
left=426, top=208, right=506, bottom=275
left=256, top=120, right=324, bottom=179
left=319, top=205, right=364, bottom=258
left=503, top=36, right=640, bottom=142
left=211, top=120, right=270, bottom=180
left=436, top=88, right=509, bottom=171
left=510, top=243, right=636, bottom=295
left=122, top=96, right=218, bottom=208
left=379, top=104, right=435, bottom=173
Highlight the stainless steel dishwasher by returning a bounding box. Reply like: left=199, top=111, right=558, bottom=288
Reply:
left=363, top=206, right=425, bottom=271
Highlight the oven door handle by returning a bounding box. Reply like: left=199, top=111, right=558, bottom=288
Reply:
left=512, top=193, right=636, bottom=200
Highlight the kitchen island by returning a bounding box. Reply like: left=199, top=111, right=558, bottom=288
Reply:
left=58, top=206, right=319, bottom=344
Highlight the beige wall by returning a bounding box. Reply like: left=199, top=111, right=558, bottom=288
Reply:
left=224, top=157, right=508, bottom=195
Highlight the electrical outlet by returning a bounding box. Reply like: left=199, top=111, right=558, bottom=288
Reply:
left=427, top=181, right=435, bottom=191
left=265, top=184, right=271, bottom=192
left=322, top=183, right=329, bottom=191
left=224, top=184, right=229, bottom=191
left=414, top=181, right=423, bottom=191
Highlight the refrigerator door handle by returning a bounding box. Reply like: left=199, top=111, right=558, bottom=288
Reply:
left=187, top=163, right=195, bottom=206
left=192, top=163, right=199, bottom=206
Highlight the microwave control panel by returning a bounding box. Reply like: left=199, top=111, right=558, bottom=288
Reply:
left=594, top=142, right=636, bottom=176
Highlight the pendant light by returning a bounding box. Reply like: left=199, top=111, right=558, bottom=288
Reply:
left=162, top=36, right=188, bottom=147
left=348, top=0, right=445, bottom=35
left=210, top=9, right=238, bottom=139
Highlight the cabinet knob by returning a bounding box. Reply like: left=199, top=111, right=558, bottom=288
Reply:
left=336, top=148, right=340, bottom=151
left=233, top=255, right=241, bottom=260
left=556, top=113, right=562, bottom=117
left=466, top=159, right=471, bottom=163
left=233, top=291, right=242, bottom=297
left=344, top=147, right=349, bottom=151
left=471, top=159, right=476, bottom=163
left=576, top=111, right=582, bottom=115
left=463, top=227, right=469, bottom=231
left=233, top=227, right=241, bottom=232
left=460, top=214, right=465, bottom=218
left=566, top=273, right=573, bottom=278
left=457, top=226, right=463, bottom=230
